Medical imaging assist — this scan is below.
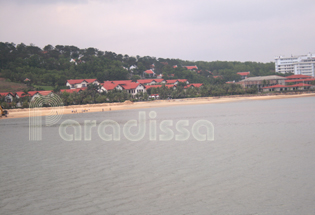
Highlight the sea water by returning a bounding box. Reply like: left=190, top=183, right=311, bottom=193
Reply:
left=1, top=96, right=315, bottom=215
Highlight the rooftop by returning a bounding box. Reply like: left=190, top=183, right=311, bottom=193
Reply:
left=239, top=75, right=286, bottom=82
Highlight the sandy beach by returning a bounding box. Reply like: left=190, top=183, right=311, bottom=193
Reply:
left=3, top=92, right=315, bottom=119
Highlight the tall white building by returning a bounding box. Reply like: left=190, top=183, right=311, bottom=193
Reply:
left=275, top=53, right=315, bottom=77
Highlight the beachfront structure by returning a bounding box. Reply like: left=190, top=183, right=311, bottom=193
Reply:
left=262, top=83, right=313, bottom=92
left=284, top=74, right=315, bottom=85
left=237, top=72, right=250, bottom=79
left=29, top=91, right=54, bottom=101
left=99, top=81, right=126, bottom=93
left=0, top=91, right=55, bottom=104
left=275, top=53, right=315, bottom=77
left=237, top=75, right=286, bottom=90
left=123, top=83, right=146, bottom=96
left=100, top=80, right=146, bottom=96
left=0, top=92, right=14, bottom=103
left=66, top=79, right=99, bottom=89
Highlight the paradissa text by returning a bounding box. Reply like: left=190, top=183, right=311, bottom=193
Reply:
left=59, top=111, right=214, bottom=142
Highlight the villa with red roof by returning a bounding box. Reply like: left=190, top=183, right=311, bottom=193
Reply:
left=165, top=79, right=189, bottom=85
left=143, top=70, right=155, bottom=77
left=237, top=72, right=250, bottom=79
left=0, top=92, right=15, bottom=103
left=137, top=79, right=165, bottom=85
left=184, top=83, right=203, bottom=89
left=99, top=81, right=146, bottom=95
left=100, top=81, right=124, bottom=93
left=122, top=83, right=146, bottom=96
left=66, top=79, right=99, bottom=89
left=184, top=65, right=198, bottom=70
left=1, top=91, right=55, bottom=104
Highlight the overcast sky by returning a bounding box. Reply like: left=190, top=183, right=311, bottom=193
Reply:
left=0, top=0, right=315, bottom=62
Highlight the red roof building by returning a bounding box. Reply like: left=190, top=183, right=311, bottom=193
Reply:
left=137, top=79, right=164, bottom=85
left=262, top=84, right=287, bottom=89
left=38, top=91, right=53, bottom=96
left=144, top=70, right=154, bottom=74
left=166, top=80, right=177, bottom=84
left=213, top=76, right=222, bottom=79
left=285, top=74, right=313, bottom=80
left=102, top=82, right=122, bottom=91
left=285, top=78, right=315, bottom=83
left=177, top=79, right=188, bottom=84
left=237, top=72, right=250, bottom=79
left=186, top=83, right=203, bottom=88
left=0, top=92, right=9, bottom=97
left=66, top=79, right=99, bottom=89
left=237, top=72, right=250, bottom=76
left=110, top=80, right=132, bottom=85
left=184, top=66, right=198, bottom=70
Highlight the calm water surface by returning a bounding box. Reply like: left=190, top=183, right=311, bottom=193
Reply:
left=1, top=97, right=315, bottom=215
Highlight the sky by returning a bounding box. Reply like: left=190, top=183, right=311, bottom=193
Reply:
left=0, top=0, right=315, bottom=63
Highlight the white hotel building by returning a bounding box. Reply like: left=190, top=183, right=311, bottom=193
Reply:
left=275, top=53, right=315, bottom=77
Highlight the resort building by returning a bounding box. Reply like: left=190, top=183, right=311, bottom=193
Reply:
left=165, top=79, right=189, bottom=85
left=137, top=79, right=165, bottom=85
left=237, top=72, right=250, bottom=79
left=263, top=83, right=313, bottom=92
left=143, top=70, right=155, bottom=77
left=237, top=75, right=287, bottom=90
left=184, top=83, right=203, bottom=89
left=123, top=83, right=146, bottom=96
left=99, top=80, right=146, bottom=96
left=0, top=92, right=14, bottom=103
left=100, top=81, right=126, bottom=93
left=145, top=84, right=177, bottom=90
left=184, top=65, right=198, bottom=70
left=275, top=53, right=315, bottom=76
left=66, top=79, right=99, bottom=89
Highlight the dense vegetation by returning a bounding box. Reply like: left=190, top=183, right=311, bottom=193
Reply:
left=0, top=41, right=281, bottom=108
left=0, top=42, right=276, bottom=89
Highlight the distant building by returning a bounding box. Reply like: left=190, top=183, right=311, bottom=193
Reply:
left=237, top=75, right=286, bottom=90
left=184, top=65, right=198, bottom=70
left=137, top=79, right=165, bottom=85
left=237, top=71, right=250, bottom=79
left=143, top=70, right=155, bottom=77
left=100, top=80, right=146, bottom=96
left=66, top=79, right=99, bottom=89
left=284, top=74, right=315, bottom=84
left=275, top=53, right=315, bottom=77
left=263, top=83, right=313, bottom=92
left=0, top=92, right=14, bottom=103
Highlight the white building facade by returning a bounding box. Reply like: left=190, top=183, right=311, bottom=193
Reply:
left=275, top=53, right=315, bottom=77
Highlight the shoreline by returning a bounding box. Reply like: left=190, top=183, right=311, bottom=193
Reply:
left=2, top=92, right=315, bottom=120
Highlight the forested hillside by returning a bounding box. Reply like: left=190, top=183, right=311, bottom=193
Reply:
left=0, top=42, right=276, bottom=87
